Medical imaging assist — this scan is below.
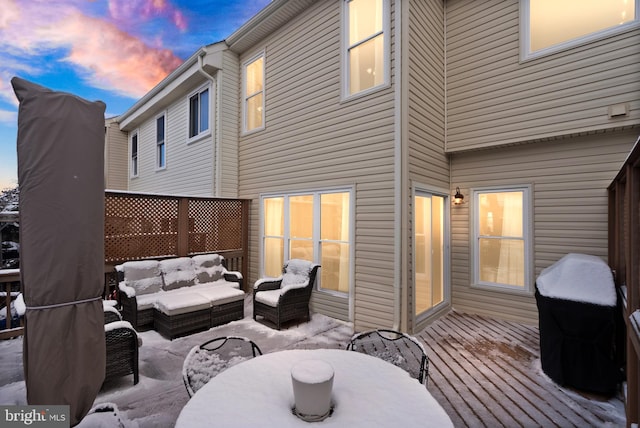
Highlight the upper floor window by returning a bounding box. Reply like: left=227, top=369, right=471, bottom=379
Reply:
left=343, top=0, right=389, bottom=97
left=130, top=131, right=138, bottom=178
left=156, top=113, right=166, bottom=170
left=189, top=86, right=210, bottom=139
left=472, top=186, right=532, bottom=293
left=522, top=0, right=639, bottom=59
left=243, top=53, right=265, bottom=133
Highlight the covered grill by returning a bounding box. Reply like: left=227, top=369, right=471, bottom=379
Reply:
left=535, top=253, right=622, bottom=396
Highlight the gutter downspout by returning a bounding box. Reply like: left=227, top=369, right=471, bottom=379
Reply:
left=197, top=51, right=220, bottom=197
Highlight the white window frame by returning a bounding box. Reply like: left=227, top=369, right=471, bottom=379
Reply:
left=130, top=130, right=139, bottom=179
left=242, top=51, right=265, bottom=135
left=187, top=84, right=211, bottom=143
left=155, top=112, right=166, bottom=171
left=471, top=185, right=533, bottom=294
left=520, top=0, right=640, bottom=61
left=341, top=0, right=391, bottom=100
left=259, top=187, right=355, bottom=297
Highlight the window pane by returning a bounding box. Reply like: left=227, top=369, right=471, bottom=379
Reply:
left=189, top=95, right=199, bottom=137
left=479, top=238, right=525, bottom=287
left=246, top=57, right=263, bottom=96
left=264, top=197, right=284, bottom=236
left=246, top=93, right=263, bottom=130
left=349, top=34, right=384, bottom=94
left=478, top=191, right=523, bottom=237
left=131, top=134, right=137, bottom=155
left=530, top=0, right=635, bottom=52
left=290, top=195, right=313, bottom=238
left=321, top=193, right=349, bottom=240
left=264, top=237, right=284, bottom=277
left=158, top=143, right=165, bottom=168
left=199, top=89, right=209, bottom=133
left=290, top=239, right=313, bottom=261
left=348, top=0, right=383, bottom=45
left=321, top=242, right=349, bottom=293
left=156, top=116, right=165, bottom=142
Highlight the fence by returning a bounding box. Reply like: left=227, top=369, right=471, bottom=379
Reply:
left=608, top=136, right=640, bottom=427
left=0, top=191, right=250, bottom=339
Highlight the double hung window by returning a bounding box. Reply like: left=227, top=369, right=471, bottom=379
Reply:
left=189, top=86, right=210, bottom=139
left=243, top=53, right=265, bottom=133
left=473, top=186, right=531, bottom=292
left=344, top=0, right=389, bottom=97
left=156, top=114, right=166, bottom=169
left=130, top=131, right=138, bottom=178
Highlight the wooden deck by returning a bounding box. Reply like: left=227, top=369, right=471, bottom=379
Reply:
left=417, top=311, right=625, bottom=427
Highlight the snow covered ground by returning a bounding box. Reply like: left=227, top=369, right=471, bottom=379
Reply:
left=0, top=296, right=354, bottom=427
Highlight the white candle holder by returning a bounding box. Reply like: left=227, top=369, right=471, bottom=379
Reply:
left=291, top=359, right=334, bottom=422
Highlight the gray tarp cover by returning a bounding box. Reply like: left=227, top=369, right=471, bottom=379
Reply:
left=12, top=77, right=106, bottom=426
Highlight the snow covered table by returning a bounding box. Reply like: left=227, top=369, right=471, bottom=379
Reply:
left=176, top=349, right=453, bottom=427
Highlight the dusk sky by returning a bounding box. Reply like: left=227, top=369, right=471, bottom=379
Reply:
left=0, top=0, right=271, bottom=190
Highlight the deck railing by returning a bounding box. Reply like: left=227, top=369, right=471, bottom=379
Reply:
left=608, top=135, right=640, bottom=428
left=0, top=191, right=250, bottom=339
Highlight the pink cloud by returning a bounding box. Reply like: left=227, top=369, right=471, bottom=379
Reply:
left=49, top=11, right=183, bottom=97
left=108, top=0, right=188, bottom=31
left=0, top=2, right=183, bottom=99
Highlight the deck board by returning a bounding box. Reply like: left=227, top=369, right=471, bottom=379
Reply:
left=416, top=311, right=625, bottom=427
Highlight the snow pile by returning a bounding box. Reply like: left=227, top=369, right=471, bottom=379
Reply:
left=536, top=253, right=616, bottom=306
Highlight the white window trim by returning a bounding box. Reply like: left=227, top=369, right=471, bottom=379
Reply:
left=341, top=0, right=391, bottom=101
left=187, top=83, right=212, bottom=144
left=259, top=187, right=355, bottom=298
left=520, top=0, right=640, bottom=61
left=130, top=129, right=139, bottom=179
left=471, top=184, right=533, bottom=295
left=155, top=111, right=167, bottom=171
left=241, top=51, right=266, bottom=135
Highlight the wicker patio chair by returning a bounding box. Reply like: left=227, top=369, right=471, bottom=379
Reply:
left=104, top=303, right=140, bottom=385
left=253, top=259, right=320, bottom=330
left=182, top=336, right=263, bottom=397
left=347, top=329, right=429, bottom=385
left=103, top=301, right=122, bottom=324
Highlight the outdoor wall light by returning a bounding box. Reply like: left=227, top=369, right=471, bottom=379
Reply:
left=453, top=187, right=465, bottom=205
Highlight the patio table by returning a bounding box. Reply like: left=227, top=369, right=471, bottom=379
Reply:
left=175, top=348, right=453, bottom=427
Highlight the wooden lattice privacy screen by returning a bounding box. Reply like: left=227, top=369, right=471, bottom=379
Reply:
left=105, top=192, right=249, bottom=276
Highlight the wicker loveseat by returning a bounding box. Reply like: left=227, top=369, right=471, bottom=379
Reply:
left=253, top=259, right=320, bottom=330
left=117, top=254, right=245, bottom=339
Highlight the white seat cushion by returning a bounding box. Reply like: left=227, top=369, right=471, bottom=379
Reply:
left=194, top=286, right=245, bottom=306
left=192, top=279, right=240, bottom=291
left=136, top=293, right=159, bottom=311
left=155, top=293, right=210, bottom=316
left=254, top=289, right=282, bottom=307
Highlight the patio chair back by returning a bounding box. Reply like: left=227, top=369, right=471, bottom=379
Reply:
left=347, top=329, right=429, bottom=385
left=182, top=336, right=263, bottom=397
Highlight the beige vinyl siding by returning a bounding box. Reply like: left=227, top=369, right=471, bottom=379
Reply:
left=238, top=0, right=397, bottom=330
left=217, top=51, right=240, bottom=198
left=445, top=0, right=640, bottom=152
left=129, top=84, right=215, bottom=196
left=104, top=119, right=129, bottom=190
left=450, top=129, right=637, bottom=324
left=406, top=0, right=449, bottom=332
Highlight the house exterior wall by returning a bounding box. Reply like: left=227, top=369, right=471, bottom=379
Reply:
left=128, top=79, right=216, bottom=197
left=104, top=119, right=129, bottom=190
left=237, top=0, right=398, bottom=330
left=450, top=129, right=637, bottom=324
left=217, top=51, right=240, bottom=198
left=445, top=0, right=640, bottom=152
left=405, top=0, right=449, bottom=332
